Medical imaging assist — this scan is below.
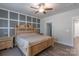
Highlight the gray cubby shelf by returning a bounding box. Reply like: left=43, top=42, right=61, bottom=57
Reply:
left=33, top=18, right=36, bottom=22
left=0, top=9, right=8, bottom=18
left=20, top=22, right=26, bottom=25
left=20, top=14, right=26, bottom=21
left=33, top=23, right=36, bottom=28
left=10, top=12, right=18, bottom=20
left=0, top=29, right=8, bottom=37
left=10, top=21, right=18, bottom=27
left=10, top=29, right=15, bottom=36
left=27, top=16, right=31, bottom=22
left=0, top=19, right=8, bottom=27
left=37, top=19, right=40, bottom=23
left=0, top=8, right=40, bottom=37
left=37, top=24, right=40, bottom=28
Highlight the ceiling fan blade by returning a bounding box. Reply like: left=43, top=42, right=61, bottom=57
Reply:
left=45, top=8, right=53, bottom=10
left=31, top=6, right=38, bottom=9
left=35, top=11, right=39, bottom=14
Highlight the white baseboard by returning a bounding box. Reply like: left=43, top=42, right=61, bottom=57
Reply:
left=55, top=41, right=74, bottom=47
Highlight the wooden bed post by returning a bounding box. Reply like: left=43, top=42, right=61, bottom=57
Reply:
left=26, top=42, right=31, bottom=56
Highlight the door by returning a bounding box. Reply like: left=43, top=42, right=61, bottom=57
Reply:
left=46, top=23, right=52, bottom=36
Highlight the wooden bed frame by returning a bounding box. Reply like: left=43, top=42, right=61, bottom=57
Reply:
left=15, top=24, right=54, bottom=56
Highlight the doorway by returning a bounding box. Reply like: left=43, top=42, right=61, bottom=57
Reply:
left=73, top=17, right=79, bottom=38
left=74, top=20, right=79, bottom=37
left=46, top=23, right=52, bottom=36
left=72, top=16, right=79, bottom=55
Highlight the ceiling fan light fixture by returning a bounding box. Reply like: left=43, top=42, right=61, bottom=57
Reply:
left=39, top=8, right=44, bottom=12
left=33, top=3, right=40, bottom=6
left=31, top=3, right=53, bottom=14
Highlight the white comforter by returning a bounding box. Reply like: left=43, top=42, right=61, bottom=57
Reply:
left=15, top=33, right=51, bottom=55
left=16, top=34, right=51, bottom=48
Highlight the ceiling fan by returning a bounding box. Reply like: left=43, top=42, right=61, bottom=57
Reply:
left=31, top=3, right=53, bottom=14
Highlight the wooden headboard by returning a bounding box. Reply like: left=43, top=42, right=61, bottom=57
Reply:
left=15, top=24, right=37, bottom=35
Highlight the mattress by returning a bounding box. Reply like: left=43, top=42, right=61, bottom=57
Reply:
left=16, top=33, right=51, bottom=48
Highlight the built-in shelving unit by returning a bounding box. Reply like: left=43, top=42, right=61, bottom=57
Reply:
left=0, top=8, right=40, bottom=37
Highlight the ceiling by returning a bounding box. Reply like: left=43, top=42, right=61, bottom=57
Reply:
left=0, top=3, right=79, bottom=18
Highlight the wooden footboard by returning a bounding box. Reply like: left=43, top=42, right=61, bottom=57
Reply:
left=30, top=38, right=53, bottom=56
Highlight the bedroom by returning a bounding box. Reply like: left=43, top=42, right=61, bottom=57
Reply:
left=0, top=3, right=79, bottom=56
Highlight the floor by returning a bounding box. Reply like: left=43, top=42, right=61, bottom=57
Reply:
left=0, top=43, right=76, bottom=56
left=0, top=47, right=23, bottom=56
left=73, top=37, right=79, bottom=55
left=37, top=43, right=75, bottom=56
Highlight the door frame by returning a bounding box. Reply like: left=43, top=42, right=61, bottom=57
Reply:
left=72, top=16, right=79, bottom=47
left=46, top=22, right=53, bottom=36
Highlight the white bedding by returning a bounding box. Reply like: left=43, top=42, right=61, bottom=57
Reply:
left=16, top=33, right=51, bottom=47
left=15, top=33, right=51, bottom=55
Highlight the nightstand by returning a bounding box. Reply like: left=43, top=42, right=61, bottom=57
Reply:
left=0, top=37, right=13, bottom=50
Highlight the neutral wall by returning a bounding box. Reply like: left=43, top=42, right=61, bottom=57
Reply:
left=40, top=8, right=79, bottom=47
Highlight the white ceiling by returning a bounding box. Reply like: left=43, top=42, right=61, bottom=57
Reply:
left=0, top=3, right=79, bottom=18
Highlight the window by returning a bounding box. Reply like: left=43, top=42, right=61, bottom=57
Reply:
left=33, top=23, right=36, bottom=28
left=27, top=16, right=31, bottom=22
left=0, top=19, right=8, bottom=27
left=0, top=9, right=8, bottom=18
left=20, top=14, right=26, bottom=21
left=0, top=9, right=40, bottom=37
left=0, top=29, right=8, bottom=37
left=33, top=18, right=36, bottom=22
left=37, top=19, right=40, bottom=23
left=10, top=12, right=18, bottom=20
left=10, top=29, right=15, bottom=36
left=37, top=24, right=40, bottom=28
left=10, top=21, right=18, bottom=27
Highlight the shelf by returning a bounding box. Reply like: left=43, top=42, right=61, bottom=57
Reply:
left=0, top=8, right=40, bottom=37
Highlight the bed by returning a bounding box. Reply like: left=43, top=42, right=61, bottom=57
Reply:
left=15, top=24, right=54, bottom=56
